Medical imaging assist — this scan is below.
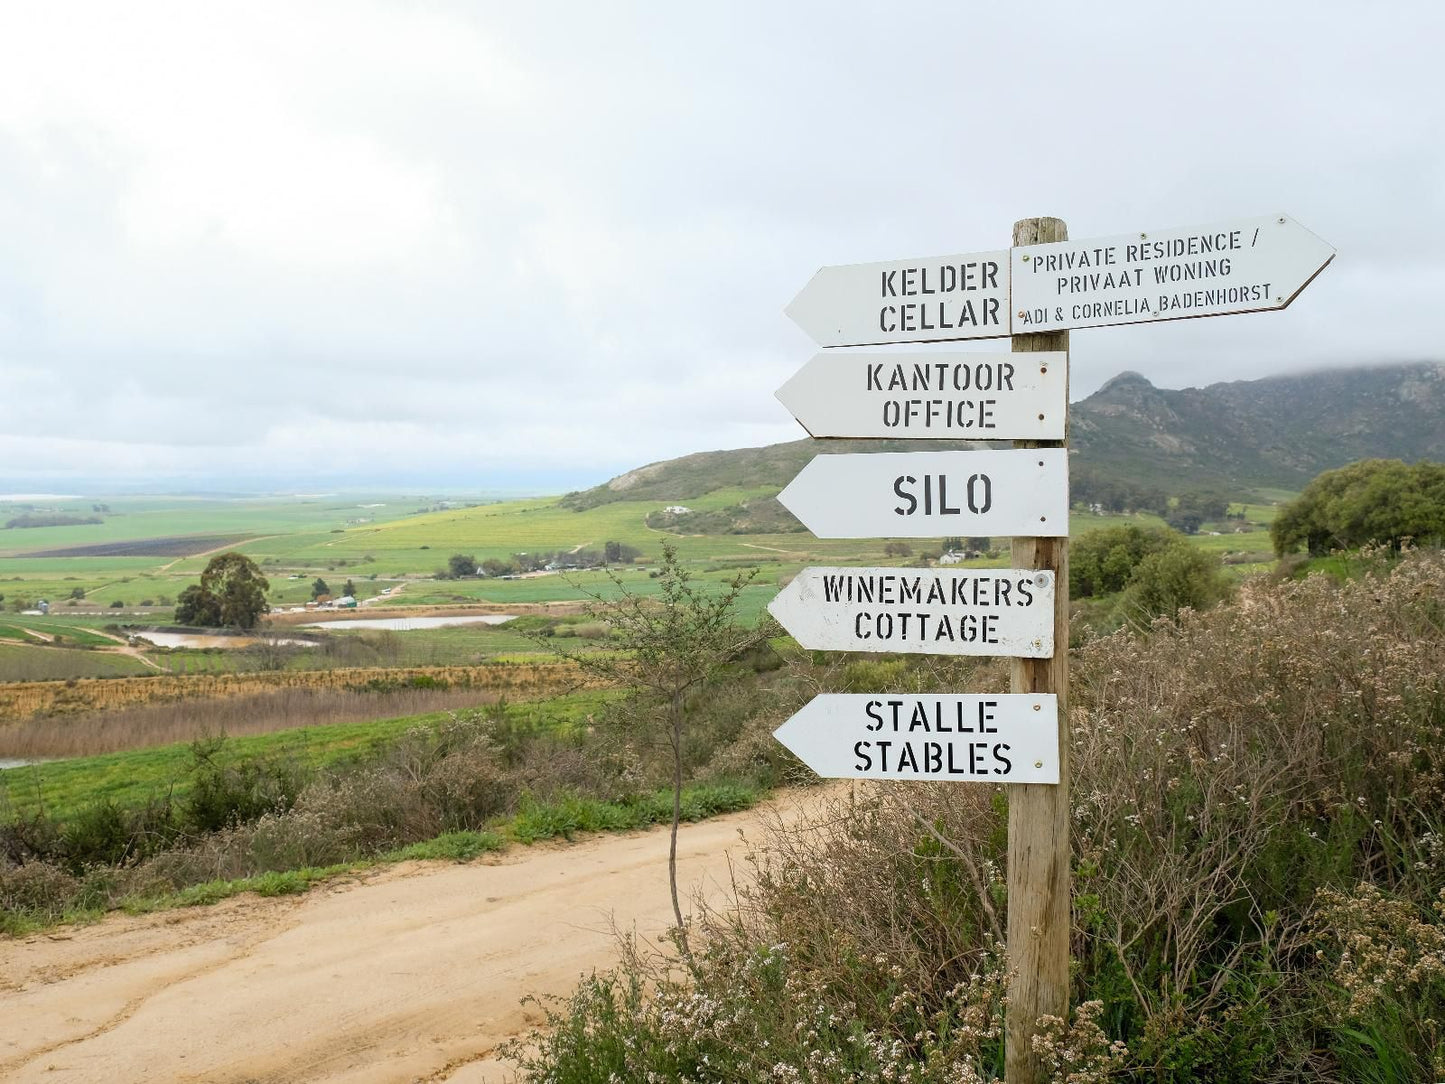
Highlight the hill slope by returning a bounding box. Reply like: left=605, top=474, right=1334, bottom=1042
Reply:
left=1071, top=362, right=1445, bottom=492
left=566, top=362, right=1444, bottom=514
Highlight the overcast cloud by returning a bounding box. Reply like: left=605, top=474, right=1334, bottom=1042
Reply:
left=1, top=1, right=1441, bottom=493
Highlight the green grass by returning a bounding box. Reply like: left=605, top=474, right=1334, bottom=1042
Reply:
left=509, top=782, right=759, bottom=843
left=0, top=691, right=613, bottom=824
left=0, top=642, right=153, bottom=681
left=1, top=779, right=761, bottom=934
left=388, top=830, right=507, bottom=862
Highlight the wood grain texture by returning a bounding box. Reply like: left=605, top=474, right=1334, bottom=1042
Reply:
left=1006, top=215, right=1071, bottom=1084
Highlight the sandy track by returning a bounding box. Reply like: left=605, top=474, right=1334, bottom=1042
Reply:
left=0, top=792, right=817, bottom=1083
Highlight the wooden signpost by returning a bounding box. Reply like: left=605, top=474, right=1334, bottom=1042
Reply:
left=775, top=212, right=1333, bottom=1084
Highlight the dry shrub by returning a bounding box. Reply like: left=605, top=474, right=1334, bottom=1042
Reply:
left=717, top=783, right=1008, bottom=1018
left=0, top=660, right=587, bottom=722
left=507, top=933, right=1018, bottom=1083
left=535, top=551, right=1445, bottom=1082
left=0, top=858, right=81, bottom=921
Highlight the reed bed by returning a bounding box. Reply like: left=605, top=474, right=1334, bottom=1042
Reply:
left=0, top=686, right=516, bottom=759
left=0, top=661, right=585, bottom=720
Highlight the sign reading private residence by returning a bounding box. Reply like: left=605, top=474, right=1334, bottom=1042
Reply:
left=1011, top=213, right=1335, bottom=334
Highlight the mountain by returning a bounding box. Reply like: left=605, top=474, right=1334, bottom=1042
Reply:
left=562, top=362, right=1445, bottom=520
left=1072, top=362, right=1445, bottom=492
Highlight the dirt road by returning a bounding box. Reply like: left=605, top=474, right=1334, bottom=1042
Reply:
left=0, top=792, right=818, bottom=1083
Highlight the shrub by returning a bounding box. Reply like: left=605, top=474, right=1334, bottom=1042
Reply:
left=182, top=738, right=303, bottom=832
left=1071, top=524, right=1180, bottom=597
left=514, top=550, right=1445, bottom=1083
left=0, top=859, right=81, bottom=929
left=1111, top=540, right=1231, bottom=627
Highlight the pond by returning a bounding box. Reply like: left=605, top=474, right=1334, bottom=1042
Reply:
left=297, top=615, right=516, bottom=632
left=135, top=633, right=315, bottom=650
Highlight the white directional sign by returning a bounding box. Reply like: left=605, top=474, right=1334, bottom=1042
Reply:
left=774, top=693, right=1059, bottom=783
left=787, top=249, right=1011, bottom=347
left=1011, top=213, right=1335, bottom=334
left=776, top=351, right=1067, bottom=441
left=777, top=448, right=1068, bottom=539
left=769, top=566, right=1055, bottom=657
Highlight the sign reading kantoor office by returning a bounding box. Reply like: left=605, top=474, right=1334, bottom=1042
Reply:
left=769, top=566, right=1054, bottom=657
left=1011, top=213, right=1336, bottom=333
left=776, top=351, right=1067, bottom=441
left=773, top=693, right=1059, bottom=783
left=786, top=248, right=1011, bottom=347
left=777, top=448, right=1068, bottom=539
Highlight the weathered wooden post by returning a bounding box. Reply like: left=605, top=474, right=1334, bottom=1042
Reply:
left=1006, top=216, right=1071, bottom=1084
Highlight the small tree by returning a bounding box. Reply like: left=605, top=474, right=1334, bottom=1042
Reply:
left=545, top=543, right=764, bottom=963
left=448, top=553, right=478, bottom=579
left=311, top=577, right=331, bottom=600
left=175, top=552, right=270, bottom=629
left=342, top=579, right=357, bottom=598
left=1115, top=543, right=1230, bottom=628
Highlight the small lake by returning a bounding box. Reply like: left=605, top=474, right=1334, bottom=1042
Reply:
left=137, top=633, right=315, bottom=650
left=298, top=615, right=516, bottom=632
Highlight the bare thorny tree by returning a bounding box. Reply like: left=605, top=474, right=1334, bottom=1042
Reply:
left=545, top=542, right=767, bottom=965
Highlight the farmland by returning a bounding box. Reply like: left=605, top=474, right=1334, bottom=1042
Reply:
left=0, top=488, right=1284, bottom=690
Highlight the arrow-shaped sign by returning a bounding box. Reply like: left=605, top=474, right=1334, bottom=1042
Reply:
left=787, top=248, right=1011, bottom=347
left=1011, top=212, right=1335, bottom=334
left=774, top=693, right=1059, bottom=783
left=776, top=351, right=1067, bottom=440
left=785, top=214, right=1333, bottom=346
left=769, top=566, right=1055, bottom=657
left=777, top=448, right=1068, bottom=539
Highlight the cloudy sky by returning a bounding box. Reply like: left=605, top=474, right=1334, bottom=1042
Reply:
left=1, top=1, right=1441, bottom=494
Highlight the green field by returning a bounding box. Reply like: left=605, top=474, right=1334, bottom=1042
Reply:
left=0, top=643, right=154, bottom=680
left=0, top=691, right=611, bottom=823
left=0, top=485, right=1291, bottom=684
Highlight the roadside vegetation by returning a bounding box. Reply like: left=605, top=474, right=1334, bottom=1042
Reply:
left=510, top=546, right=1445, bottom=1083
left=0, top=631, right=797, bottom=934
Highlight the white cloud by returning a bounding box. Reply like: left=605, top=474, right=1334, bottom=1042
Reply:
left=0, top=0, right=1442, bottom=489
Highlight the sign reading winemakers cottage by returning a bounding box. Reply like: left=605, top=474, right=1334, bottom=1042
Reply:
left=769, top=566, right=1055, bottom=657
left=772, top=212, right=1334, bottom=1084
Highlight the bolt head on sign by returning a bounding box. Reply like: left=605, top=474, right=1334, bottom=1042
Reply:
left=777, top=448, right=1069, bottom=540
left=1011, top=212, right=1335, bottom=333
left=776, top=351, right=1068, bottom=441
left=774, top=693, right=1059, bottom=783
left=786, top=249, right=1012, bottom=347
left=769, top=566, right=1055, bottom=658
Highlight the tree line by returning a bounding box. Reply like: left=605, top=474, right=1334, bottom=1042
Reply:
left=1271, top=458, right=1445, bottom=555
